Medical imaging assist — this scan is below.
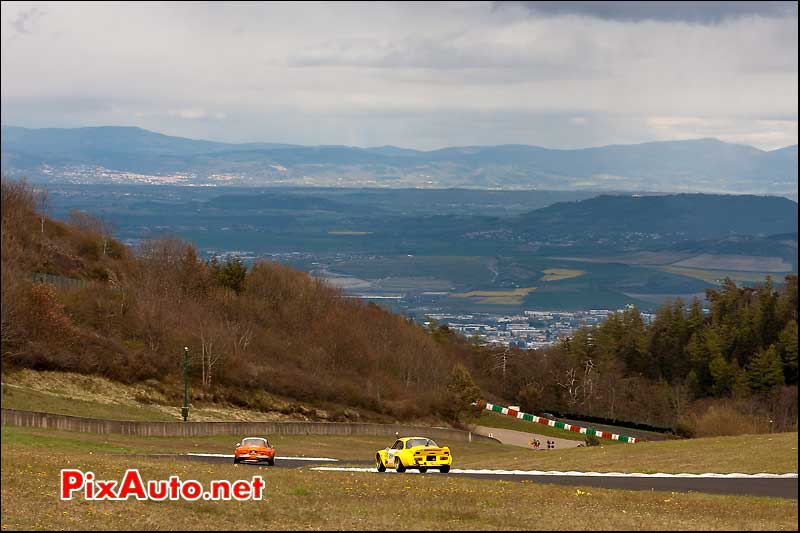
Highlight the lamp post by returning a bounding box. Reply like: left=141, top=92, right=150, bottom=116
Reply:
left=182, top=346, right=189, bottom=422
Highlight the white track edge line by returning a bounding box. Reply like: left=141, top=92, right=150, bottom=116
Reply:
left=309, top=466, right=798, bottom=478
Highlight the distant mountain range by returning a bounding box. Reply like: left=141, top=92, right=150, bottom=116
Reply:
left=1, top=125, right=797, bottom=197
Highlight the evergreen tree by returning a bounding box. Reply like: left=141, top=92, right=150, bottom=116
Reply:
left=746, top=345, right=784, bottom=395
left=709, top=352, right=735, bottom=396
left=687, top=297, right=705, bottom=334
left=776, top=321, right=798, bottom=385
left=619, top=306, right=648, bottom=375
left=440, top=363, right=482, bottom=423
left=212, top=256, right=248, bottom=293
left=755, top=277, right=779, bottom=346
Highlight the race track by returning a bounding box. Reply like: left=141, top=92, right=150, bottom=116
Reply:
left=313, top=466, right=798, bottom=499
left=154, top=453, right=350, bottom=469
left=165, top=454, right=798, bottom=499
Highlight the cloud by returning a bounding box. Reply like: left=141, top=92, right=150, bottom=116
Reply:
left=647, top=116, right=798, bottom=150
left=9, top=6, right=44, bottom=35
left=168, top=108, right=208, bottom=120
left=500, top=1, right=798, bottom=24
left=0, top=2, right=796, bottom=150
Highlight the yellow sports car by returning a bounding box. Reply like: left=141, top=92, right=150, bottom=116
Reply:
left=375, top=437, right=452, bottom=473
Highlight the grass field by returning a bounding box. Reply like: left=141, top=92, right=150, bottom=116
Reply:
left=659, top=266, right=784, bottom=285
left=0, top=378, right=294, bottom=423
left=1, top=428, right=798, bottom=530
left=469, top=412, right=609, bottom=443
left=2, top=426, right=797, bottom=475
left=671, top=254, right=792, bottom=273
left=458, top=432, right=798, bottom=474
left=540, top=268, right=586, bottom=282
left=2, top=369, right=308, bottom=422
left=450, top=287, right=537, bottom=305
left=472, top=411, right=674, bottom=443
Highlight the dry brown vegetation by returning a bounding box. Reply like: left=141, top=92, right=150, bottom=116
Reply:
left=2, top=438, right=797, bottom=531
left=1, top=178, right=481, bottom=422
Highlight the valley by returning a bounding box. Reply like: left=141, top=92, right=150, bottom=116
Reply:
left=41, top=183, right=798, bottom=348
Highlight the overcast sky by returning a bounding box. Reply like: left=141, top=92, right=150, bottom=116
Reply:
left=1, top=1, right=797, bottom=150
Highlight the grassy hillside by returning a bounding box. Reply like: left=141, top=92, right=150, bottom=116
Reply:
left=0, top=369, right=303, bottom=422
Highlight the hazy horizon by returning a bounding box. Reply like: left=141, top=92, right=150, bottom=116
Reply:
left=3, top=122, right=797, bottom=153
left=2, top=2, right=797, bottom=151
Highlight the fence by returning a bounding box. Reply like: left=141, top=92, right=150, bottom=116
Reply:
left=0, top=408, right=497, bottom=444
left=31, top=272, right=90, bottom=290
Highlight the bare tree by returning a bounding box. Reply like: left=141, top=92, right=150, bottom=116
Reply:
left=35, top=186, right=49, bottom=235
left=669, top=381, right=692, bottom=419
left=227, top=319, right=253, bottom=360
left=492, top=346, right=511, bottom=381
left=581, top=358, right=597, bottom=408
left=69, top=209, right=115, bottom=255
left=555, top=367, right=581, bottom=407
left=0, top=268, right=22, bottom=361
left=196, top=316, right=229, bottom=389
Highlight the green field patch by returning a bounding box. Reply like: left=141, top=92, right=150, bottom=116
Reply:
left=672, top=254, right=793, bottom=273
left=333, top=256, right=494, bottom=288
left=660, top=266, right=787, bottom=285
left=522, top=287, right=649, bottom=311
left=541, top=268, right=586, bottom=281
left=450, top=287, right=536, bottom=305
left=0, top=427, right=134, bottom=453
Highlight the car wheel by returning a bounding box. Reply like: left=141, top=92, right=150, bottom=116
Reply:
left=418, top=467, right=428, bottom=473
left=395, top=456, right=406, bottom=473
left=439, top=465, right=450, bottom=473
left=267, top=458, right=275, bottom=466
left=376, top=454, right=386, bottom=472
left=233, top=457, right=241, bottom=464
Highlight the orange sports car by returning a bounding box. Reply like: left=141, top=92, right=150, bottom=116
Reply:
left=234, top=437, right=275, bottom=465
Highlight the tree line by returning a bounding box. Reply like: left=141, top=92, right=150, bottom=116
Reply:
left=465, top=277, right=797, bottom=434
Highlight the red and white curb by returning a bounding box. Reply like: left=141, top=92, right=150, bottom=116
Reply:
left=482, top=401, right=638, bottom=443
left=310, top=466, right=798, bottom=479
left=186, top=453, right=338, bottom=461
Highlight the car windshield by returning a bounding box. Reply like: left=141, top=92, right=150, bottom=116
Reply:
left=241, top=438, right=268, bottom=447
left=405, top=438, right=437, bottom=448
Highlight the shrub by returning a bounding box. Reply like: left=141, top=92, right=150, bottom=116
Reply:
left=685, top=399, right=771, bottom=437
left=673, top=416, right=697, bottom=438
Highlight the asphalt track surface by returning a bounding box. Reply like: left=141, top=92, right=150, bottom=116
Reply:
left=138, top=453, right=351, bottom=469
left=164, top=454, right=798, bottom=499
